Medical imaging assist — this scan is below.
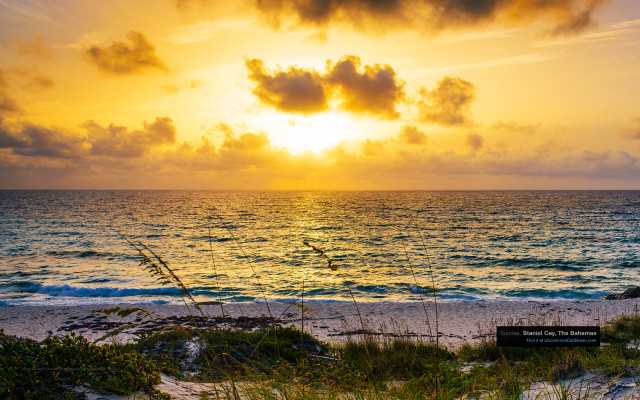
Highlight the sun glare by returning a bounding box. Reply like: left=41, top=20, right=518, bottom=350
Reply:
left=270, top=113, right=355, bottom=154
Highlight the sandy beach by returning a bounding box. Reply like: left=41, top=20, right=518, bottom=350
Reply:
left=2, top=298, right=639, bottom=347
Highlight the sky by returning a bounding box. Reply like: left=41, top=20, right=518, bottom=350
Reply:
left=0, top=0, right=639, bottom=190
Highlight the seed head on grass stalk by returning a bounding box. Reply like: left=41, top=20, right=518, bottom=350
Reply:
left=303, top=241, right=337, bottom=271
left=122, top=236, right=205, bottom=319
left=302, top=241, right=365, bottom=333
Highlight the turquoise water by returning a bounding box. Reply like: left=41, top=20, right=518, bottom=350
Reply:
left=1, top=191, right=639, bottom=306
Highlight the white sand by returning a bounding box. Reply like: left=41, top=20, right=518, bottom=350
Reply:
left=1, top=298, right=639, bottom=347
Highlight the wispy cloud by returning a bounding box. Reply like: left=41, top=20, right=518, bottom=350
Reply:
left=0, top=0, right=57, bottom=24
left=534, top=18, right=640, bottom=47
left=405, top=52, right=563, bottom=77
left=167, top=19, right=257, bottom=44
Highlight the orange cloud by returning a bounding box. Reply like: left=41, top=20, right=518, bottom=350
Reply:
left=326, top=56, right=404, bottom=119
left=397, top=125, right=427, bottom=145
left=3, top=117, right=640, bottom=190
left=418, top=76, right=475, bottom=126
left=84, top=117, right=176, bottom=158
left=84, top=31, right=168, bottom=75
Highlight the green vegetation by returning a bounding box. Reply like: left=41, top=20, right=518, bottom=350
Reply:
left=0, top=329, right=169, bottom=399
left=3, top=313, right=640, bottom=399
left=162, top=313, right=640, bottom=399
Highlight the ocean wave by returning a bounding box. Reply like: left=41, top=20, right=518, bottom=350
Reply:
left=500, top=288, right=604, bottom=300
left=408, top=285, right=606, bottom=302
left=45, top=250, right=127, bottom=259
left=410, top=285, right=436, bottom=294
left=23, top=282, right=180, bottom=298
left=253, top=297, right=351, bottom=304
left=410, top=286, right=491, bottom=301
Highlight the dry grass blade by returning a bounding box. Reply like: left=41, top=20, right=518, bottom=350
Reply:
left=207, top=216, right=226, bottom=320
left=408, top=216, right=441, bottom=400
left=211, top=211, right=273, bottom=318
left=400, top=239, right=434, bottom=341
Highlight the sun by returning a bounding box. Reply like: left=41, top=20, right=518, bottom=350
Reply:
left=269, top=113, right=355, bottom=154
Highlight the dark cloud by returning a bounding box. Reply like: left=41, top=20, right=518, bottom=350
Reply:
left=0, top=119, right=85, bottom=158
left=418, top=76, right=475, bottom=126
left=246, top=58, right=328, bottom=114
left=0, top=119, right=25, bottom=147
left=84, top=31, right=168, bottom=75
left=254, top=0, right=409, bottom=29
left=246, top=56, right=405, bottom=118
left=397, top=125, right=427, bottom=145
left=84, top=117, right=176, bottom=158
left=466, top=133, right=483, bottom=151
left=327, top=56, right=404, bottom=118
left=14, top=35, right=51, bottom=59
left=0, top=117, right=175, bottom=160
left=253, top=0, right=608, bottom=35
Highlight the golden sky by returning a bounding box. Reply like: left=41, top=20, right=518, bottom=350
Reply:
left=1, top=0, right=639, bottom=189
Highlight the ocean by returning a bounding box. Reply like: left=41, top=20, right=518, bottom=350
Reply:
left=1, top=191, right=639, bottom=306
